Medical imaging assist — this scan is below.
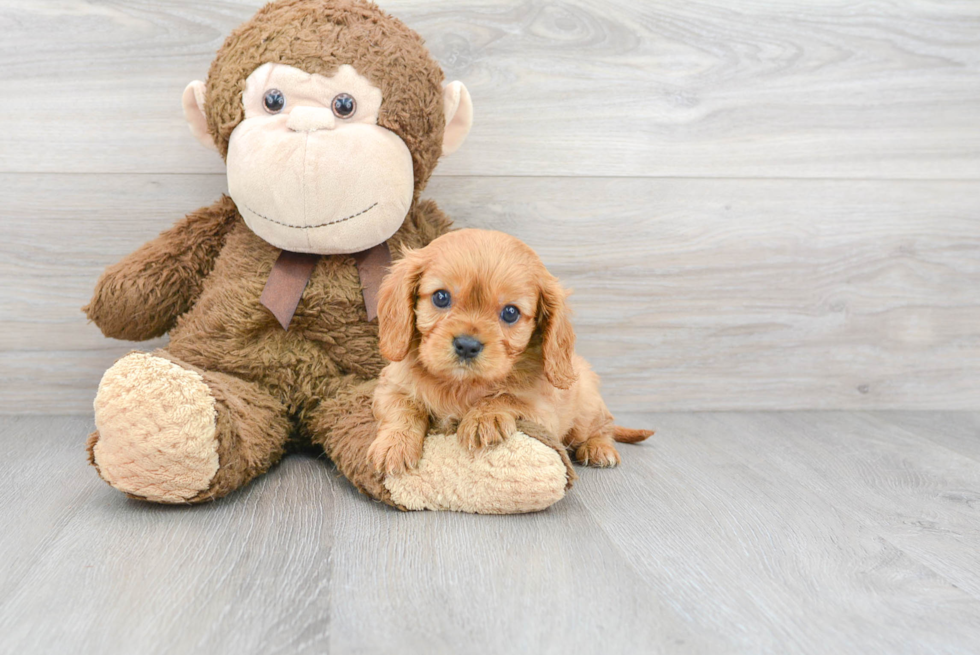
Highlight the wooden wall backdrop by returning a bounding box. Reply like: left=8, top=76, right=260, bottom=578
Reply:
left=1, top=0, right=978, bottom=413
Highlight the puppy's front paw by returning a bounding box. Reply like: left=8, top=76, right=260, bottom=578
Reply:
left=575, top=439, right=622, bottom=468
left=457, top=410, right=517, bottom=451
left=367, top=429, right=424, bottom=475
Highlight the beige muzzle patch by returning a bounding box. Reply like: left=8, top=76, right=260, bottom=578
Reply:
left=383, top=432, right=569, bottom=514
left=92, top=352, right=220, bottom=503
left=227, top=122, right=414, bottom=254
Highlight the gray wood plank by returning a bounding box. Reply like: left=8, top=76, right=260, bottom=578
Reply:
left=2, top=413, right=980, bottom=654
left=1, top=0, right=978, bottom=178
left=0, top=415, right=100, bottom=595
left=326, top=483, right=727, bottom=654
left=574, top=411, right=980, bottom=654
left=632, top=411, right=980, bottom=599
left=871, top=411, right=980, bottom=464
left=3, top=173, right=978, bottom=413
left=0, top=417, right=335, bottom=654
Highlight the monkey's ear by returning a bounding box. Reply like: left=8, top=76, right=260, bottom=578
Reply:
left=441, top=81, right=473, bottom=156
left=182, top=81, right=218, bottom=152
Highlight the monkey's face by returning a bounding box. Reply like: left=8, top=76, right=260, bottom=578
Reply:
left=225, top=63, right=415, bottom=255
left=182, top=2, right=474, bottom=254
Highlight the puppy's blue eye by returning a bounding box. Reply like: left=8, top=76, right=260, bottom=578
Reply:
left=500, top=305, right=521, bottom=324
left=432, top=290, right=451, bottom=309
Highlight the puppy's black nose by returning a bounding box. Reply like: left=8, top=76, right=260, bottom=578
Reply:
left=453, top=335, right=484, bottom=360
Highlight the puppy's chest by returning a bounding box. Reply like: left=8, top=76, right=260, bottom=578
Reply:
left=415, top=379, right=556, bottom=429
left=415, top=383, right=487, bottom=423
left=420, top=388, right=564, bottom=440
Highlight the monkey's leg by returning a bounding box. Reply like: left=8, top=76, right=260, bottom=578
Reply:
left=306, top=377, right=575, bottom=514
left=305, top=375, right=397, bottom=506
left=88, top=351, right=290, bottom=503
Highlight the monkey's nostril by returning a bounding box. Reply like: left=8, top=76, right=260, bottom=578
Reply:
left=453, top=335, right=483, bottom=361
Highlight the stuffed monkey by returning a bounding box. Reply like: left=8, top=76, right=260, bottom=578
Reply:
left=84, top=0, right=573, bottom=513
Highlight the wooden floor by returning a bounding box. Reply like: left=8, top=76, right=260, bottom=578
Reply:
left=1, top=412, right=978, bottom=654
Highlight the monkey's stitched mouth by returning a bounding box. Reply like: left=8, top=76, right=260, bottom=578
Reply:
left=242, top=202, right=379, bottom=229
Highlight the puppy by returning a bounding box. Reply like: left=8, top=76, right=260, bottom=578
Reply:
left=367, top=229, right=653, bottom=474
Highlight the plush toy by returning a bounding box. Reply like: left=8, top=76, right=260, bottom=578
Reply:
left=83, top=0, right=573, bottom=513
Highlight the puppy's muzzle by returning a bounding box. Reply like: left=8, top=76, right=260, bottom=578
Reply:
left=453, top=335, right=483, bottom=361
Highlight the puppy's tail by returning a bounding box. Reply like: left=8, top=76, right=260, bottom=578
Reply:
left=612, top=426, right=654, bottom=444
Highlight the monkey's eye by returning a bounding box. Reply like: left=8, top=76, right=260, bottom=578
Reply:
left=332, top=93, right=356, bottom=118
left=432, top=290, right=451, bottom=309
left=500, top=305, right=521, bottom=324
left=263, top=89, right=285, bottom=114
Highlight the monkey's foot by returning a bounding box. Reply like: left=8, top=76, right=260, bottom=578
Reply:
left=383, top=431, right=569, bottom=514
left=91, top=352, right=220, bottom=503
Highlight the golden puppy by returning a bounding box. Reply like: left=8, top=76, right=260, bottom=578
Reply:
left=367, top=229, right=653, bottom=474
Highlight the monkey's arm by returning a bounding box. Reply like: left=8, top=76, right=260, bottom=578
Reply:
left=83, top=196, right=239, bottom=341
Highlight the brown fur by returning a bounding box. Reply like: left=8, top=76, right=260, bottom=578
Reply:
left=83, top=0, right=463, bottom=504
left=85, top=0, right=575, bottom=506
left=86, top=197, right=449, bottom=502
left=368, top=229, right=653, bottom=474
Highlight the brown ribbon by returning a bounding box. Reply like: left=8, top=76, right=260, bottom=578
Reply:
left=351, top=242, right=393, bottom=323
left=260, top=243, right=392, bottom=330
left=259, top=250, right=320, bottom=330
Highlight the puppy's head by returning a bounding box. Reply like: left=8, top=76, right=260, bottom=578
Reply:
left=377, top=229, right=577, bottom=388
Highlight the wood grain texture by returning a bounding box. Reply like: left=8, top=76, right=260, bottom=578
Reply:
left=327, top=488, right=726, bottom=654
left=0, top=415, right=335, bottom=655
left=0, top=0, right=979, bottom=177
left=872, top=411, right=980, bottom=463
left=2, top=173, right=978, bottom=412
left=1, top=0, right=979, bottom=412
left=1, top=412, right=979, bottom=654
left=574, top=412, right=980, bottom=653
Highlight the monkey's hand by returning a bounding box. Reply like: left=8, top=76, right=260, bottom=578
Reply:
left=83, top=198, right=237, bottom=341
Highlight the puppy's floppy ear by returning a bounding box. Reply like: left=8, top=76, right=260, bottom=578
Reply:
left=538, top=274, right=577, bottom=389
left=378, top=248, right=426, bottom=362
